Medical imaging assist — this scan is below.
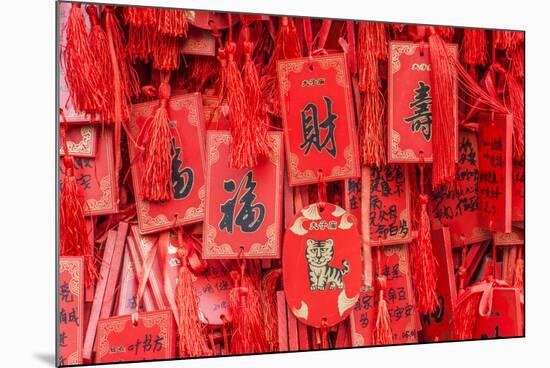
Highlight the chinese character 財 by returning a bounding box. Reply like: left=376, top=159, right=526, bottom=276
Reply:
left=299, top=96, right=338, bottom=158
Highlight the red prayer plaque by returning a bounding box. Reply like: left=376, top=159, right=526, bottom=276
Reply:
left=421, top=227, right=457, bottom=342
left=364, top=164, right=412, bottom=245
left=59, top=257, right=84, bottom=366
left=473, top=288, right=523, bottom=339
left=129, top=93, right=207, bottom=234
left=277, top=54, right=360, bottom=186
left=60, top=125, right=97, bottom=157
left=95, top=310, right=176, bottom=363
left=512, top=157, right=525, bottom=222
left=388, top=41, right=458, bottom=163
left=350, top=244, right=419, bottom=345
left=193, top=260, right=233, bottom=325
left=60, top=127, right=118, bottom=216
left=430, top=130, right=491, bottom=246
left=478, top=113, right=513, bottom=233
left=283, top=202, right=362, bottom=328
left=203, top=131, right=284, bottom=259
left=182, top=27, right=216, bottom=56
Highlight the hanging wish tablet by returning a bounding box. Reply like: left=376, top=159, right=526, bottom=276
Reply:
left=283, top=202, right=362, bottom=328
left=277, top=54, right=360, bottom=186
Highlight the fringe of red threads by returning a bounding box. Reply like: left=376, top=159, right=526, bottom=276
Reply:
left=428, top=29, right=457, bottom=188
left=260, top=16, right=302, bottom=117
left=63, top=3, right=104, bottom=115
left=451, top=291, right=481, bottom=340
left=357, top=23, right=387, bottom=167
left=261, top=268, right=282, bottom=352
left=229, top=267, right=269, bottom=354
left=373, top=276, right=393, bottom=345
left=60, top=156, right=98, bottom=288
left=175, top=247, right=211, bottom=357
left=433, top=26, right=454, bottom=42
left=505, top=73, right=525, bottom=160
left=140, top=80, right=172, bottom=201
left=86, top=5, right=111, bottom=123
left=124, top=7, right=158, bottom=64
left=410, top=193, right=439, bottom=314
left=241, top=32, right=273, bottom=167
left=462, top=29, right=488, bottom=66
left=186, top=55, right=220, bottom=93
left=157, top=8, right=189, bottom=37
left=103, top=6, right=140, bottom=124
left=217, top=42, right=251, bottom=168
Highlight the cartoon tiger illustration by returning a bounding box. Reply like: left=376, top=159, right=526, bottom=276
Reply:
left=305, top=239, right=350, bottom=291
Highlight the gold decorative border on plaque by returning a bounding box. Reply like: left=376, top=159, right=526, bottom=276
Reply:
left=391, top=43, right=417, bottom=74
left=60, top=125, right=94, bottom=156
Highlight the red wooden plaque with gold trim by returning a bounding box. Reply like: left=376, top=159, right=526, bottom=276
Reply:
left=283, top=202, right=362, bottom=328
left=58, top=257, right=84, bottom=366
left=94, top=310, right=176, bottom=363
left=129, top=93, right=207, bottom=234
left=60, top=127, right=118, bottom=216
left=388, top=41, right=458, bottom=163
left=203, top=131, right=283, bottom=259
left=277, top=54, right=360, bottom=186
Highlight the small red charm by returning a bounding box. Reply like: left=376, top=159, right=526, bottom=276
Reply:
left=283, top=202, right=362, bottom=327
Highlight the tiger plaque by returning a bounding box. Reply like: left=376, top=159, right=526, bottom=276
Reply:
left=282, top=202, right=362, bottom=328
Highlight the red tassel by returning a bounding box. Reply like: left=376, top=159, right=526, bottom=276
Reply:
left=217, top=42, right=252, bottom=168
left=451, top=291, right=481, bottom=340
left=260, top=16, right=302, bottom=117
left=427, top=28, right=457, bottom=188
left=493, top=30, right=523, bottom=50
left=509, top=38, right=524, bottom=80
left=63, top=3, right=104, bottom=114
left=505, top=73, right=524, bottom=160
left=175, top=245, right=211, bottom=357
left=240, top=27, right=273, bottom=168
left=261, top=268, right=282, bottom=352
left=86, top=5, right=111, bottom=122
left=229, top=261, right=269, bottom=354
left=123, top=6, right=158, bottom=27
left=462, top=29, right=488, bottom=66
left=157, top=8, right=189, bottom=37
left=60, top=155, right=98, bottom=288
left=103, top=6, right=140, bottom=124
left=357, top=22, right=387, bottom=167
left=373, top=276, right=393, bottom=345
left=186, top=55, right=220, bottom=93
left=140, top=79, right=172, bottom=202
left=410, top=191, right=439, bottom=314
left=153, top=35, right=183, bottom=71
